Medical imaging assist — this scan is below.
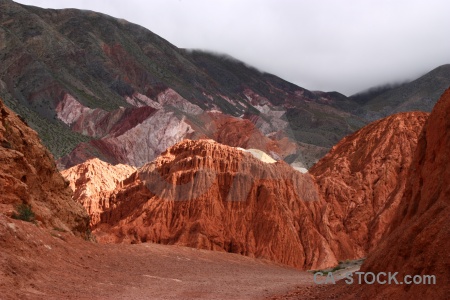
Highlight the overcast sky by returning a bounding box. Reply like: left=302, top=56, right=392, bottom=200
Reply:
left=15, top=0, right=450, bottom=95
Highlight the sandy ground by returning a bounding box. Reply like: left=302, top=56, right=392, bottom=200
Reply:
left=0, top=215, right=318, bottom=300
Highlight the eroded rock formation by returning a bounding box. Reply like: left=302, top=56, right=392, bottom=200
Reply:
left=309, top=112, right=428, bottom=258
left=79, top=139, right=343, bottom=270
left=61, top=158, right=136, bottom=226
left=353, top=88, right=450, bottom=299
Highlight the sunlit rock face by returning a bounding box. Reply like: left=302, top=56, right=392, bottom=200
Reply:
left=61, top=158, right=136, bottom=226
left=310, top=111, right=428, bottom=258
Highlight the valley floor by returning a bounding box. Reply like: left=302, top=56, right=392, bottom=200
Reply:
left=1, top=215, right=317, bottom=300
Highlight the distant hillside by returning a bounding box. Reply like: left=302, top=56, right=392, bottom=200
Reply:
left=0, top=0, right=448, bottom=168
left=351, top=65, right=450, bottom=120
left=0, top=0, right=367, bottom=168
left=350, top=82, right=408, bottom=105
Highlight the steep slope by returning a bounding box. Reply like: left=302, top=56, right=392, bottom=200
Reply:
left=0, top=0, right=367, bottom=169
left=278, top=88, right=450, bottom=300
left=61, top=158, right=136, bottom=226
left=352, top=64, right=450, bottom=120
left=309, top=111, right=429, bottom=256
left=0, top=97, right=88, bottom=233
left=55, top=94, right=198, bottom=168
left=351, top=87, right=450, bottom=299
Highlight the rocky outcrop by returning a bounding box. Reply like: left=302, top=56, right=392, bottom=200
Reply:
left=0, top=97, right=89, bottom=234
left=56, top=93, right=158, bottom=139
left=61, top=158, right=136, bottom=226
left=90, top=139, right=344, bottom=270
left=352, top=88, right=450, bottom=299
left=309, top=111, right=428, bottom=258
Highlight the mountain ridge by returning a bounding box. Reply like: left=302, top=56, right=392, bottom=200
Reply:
left=353, top=64, right=450, bottom=120
left=4, top=0, right=446, bottom=171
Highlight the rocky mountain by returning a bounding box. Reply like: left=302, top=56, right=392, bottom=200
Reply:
left=1, top=0, right=448, bottom=297
left=0, top=0, right=371, bottom=169
left=309, top=111, right=429, bottom=255
left=1, top=1, right=447, bottom=170
left=351, top=87, right=450, bottom=299
left=61, top=158, right=136, bottom=226
left=276, top=88, right=450, bottom=300
left=0, top=96, right=88, bottom=233
left=56, top=107, right=300, bottom=169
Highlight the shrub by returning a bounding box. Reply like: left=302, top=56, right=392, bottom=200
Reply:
left=12, top=204, right=36, bottom=223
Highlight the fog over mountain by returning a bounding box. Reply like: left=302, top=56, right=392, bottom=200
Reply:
left=15, top=0, right=450, bottom=95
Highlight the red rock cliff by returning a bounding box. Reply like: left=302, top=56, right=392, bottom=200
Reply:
left=309, top=111, right=428, bottom=258
left=352, top=88, right=450, bottom=299
left=0, top=98, right=89, bottom=233
left=92, top=139, right=341, bottom=270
